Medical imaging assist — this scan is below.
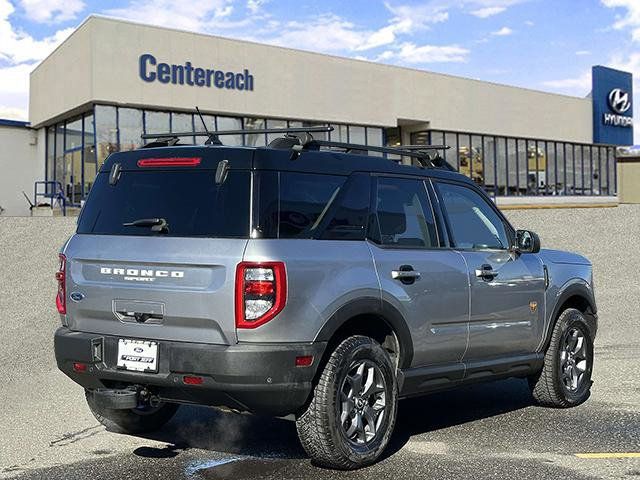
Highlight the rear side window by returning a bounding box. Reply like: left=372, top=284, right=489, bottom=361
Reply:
left=77, top=170, right=250, bottom=237
left=371, top=177, right=438, bottom=248
left=256, top=172, right=356, bottom=239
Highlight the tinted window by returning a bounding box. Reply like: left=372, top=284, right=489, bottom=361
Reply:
left=436, top=182, right=509, bottom=249
left=321, top=173, right=370, bottom=240
left=257, top=172, right=346, bottom=238
left=372, top=177, right=438, bottom=248
left=77, top=170, right=250, bottom=237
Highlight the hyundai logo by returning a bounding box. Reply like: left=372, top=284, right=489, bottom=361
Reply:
left=608, top=88, right=631, bottom=114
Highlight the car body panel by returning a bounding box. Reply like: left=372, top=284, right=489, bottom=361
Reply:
left=238, top=239, right=380, bottom=343
left=63, top=234, right=247, bottom=345
left=460, top=249, right=546, bottom=360
left=369, top=243, right=470, bottom=367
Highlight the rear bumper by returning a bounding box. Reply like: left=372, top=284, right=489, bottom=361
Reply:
left=54, top=327, right=325, bottom=416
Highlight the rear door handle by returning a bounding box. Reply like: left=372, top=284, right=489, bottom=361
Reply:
left=475, top=264, right=498, bottom=281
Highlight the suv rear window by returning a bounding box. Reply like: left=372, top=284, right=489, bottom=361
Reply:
left=256, top=172, right=346, bottom=239
left=77, top=169, right=250, bottom=237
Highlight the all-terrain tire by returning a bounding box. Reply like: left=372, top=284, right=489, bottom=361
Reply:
left=85, top=390, right=179, bottom=434
left=296, top=335, right=398, bottom=470
left=529, top=308, right=594, bottom=408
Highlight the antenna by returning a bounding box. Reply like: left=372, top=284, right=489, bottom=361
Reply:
left=195, top=106, right=221, bottom=145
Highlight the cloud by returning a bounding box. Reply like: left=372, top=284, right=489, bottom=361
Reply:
left=491, top=26, right=513, bottom=36
left=0, top=1, right=74, bottom=63
left=246, top=0, right=265, bottom=14
left=17, top=0, right=85, bottom=23
left=0, top=63, right=34, bottom=120
left=378, top=42, right=470, bottom=64
left=601, top=0, right=640, bottom=143
left=575, top=50, right=591, bottom=56
left=524, top=20, right=534, bottom=26
left=0, top=0, right=76, bottom=120
left=470, top=6, right=506, bottom=17
left=105, top=0, right=236, bottom=32
left=541, top=71, right=591, bottom=92
left=0, top=105, right=27, bottom=120
left=601, top=0, right=640, bottom=41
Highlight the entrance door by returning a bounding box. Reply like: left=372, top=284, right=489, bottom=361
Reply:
left=433, top=180, right=545, bottom=361
left=64, top=149, right=82, bottom=205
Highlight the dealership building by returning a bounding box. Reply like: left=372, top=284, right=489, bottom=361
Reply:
left=0, top=15, right=635, bottom=216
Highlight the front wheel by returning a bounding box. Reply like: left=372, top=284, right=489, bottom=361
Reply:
left=85, top=390, right=179, bottom=434
left=529, top=308, right=594, bottom=407
left=296, top=335, right=398, bottom=470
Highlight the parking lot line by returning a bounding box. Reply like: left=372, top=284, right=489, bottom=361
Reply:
left=575, top=453, right=640, bottom=459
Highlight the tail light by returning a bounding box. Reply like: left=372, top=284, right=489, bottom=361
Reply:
left=55, top=253, right=66, bottom=314
left=235, top=262, right=286, bottom=329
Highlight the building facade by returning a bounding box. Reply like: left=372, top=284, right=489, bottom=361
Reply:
left=1, top=15, right=635, bottom=215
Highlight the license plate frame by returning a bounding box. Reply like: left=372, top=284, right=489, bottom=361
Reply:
left=116, top=339, right=159, bottom=373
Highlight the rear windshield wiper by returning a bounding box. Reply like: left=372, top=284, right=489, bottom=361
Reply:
left=123, top=218, right=169, bottom=233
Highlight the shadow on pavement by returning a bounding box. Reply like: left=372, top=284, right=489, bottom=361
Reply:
left=140, top=377, right=534, bottom=463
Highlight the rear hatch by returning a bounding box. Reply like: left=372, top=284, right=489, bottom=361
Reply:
left=63, top=146, right=252, bottom=345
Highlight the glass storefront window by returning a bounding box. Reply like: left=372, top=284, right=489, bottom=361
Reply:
left=366, top=127, right=383, bottom=156
left=349, top=126, right=365, bottom=145
left=171, top=112, right=194, bottom=145
left=505, top=138, right=516, bottom=195
left=331, top=124, right=349, bottom=143
left=83, top=113, right=97, bottom=198
left=95, top=105, right=118, bottom=167
left=46, top=127, right=55, bottom=193
left=366, top=127, right=383, bottom=147
left=470, top=135, right=483, bottom=187
left=482, top=136, right=497, bottom=195
left=64, top=117, right=83, bottom=205
left=54, top=124, right=65, bottom=196
left=244, top=117, right=266, bottom=147
left=266, top=118, right=287, bottom=144
left=457, top=134, right=471, bottom=180
left=144, top=110, right=170, bottom=142
left=217, top=116, right=243, bottom=145
left=119, top=108, right=143, bottom=151
left=302, top=121, right=328, bottom=141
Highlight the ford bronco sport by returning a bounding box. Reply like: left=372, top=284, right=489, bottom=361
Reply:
left=54, top=126, right=597, bottom=469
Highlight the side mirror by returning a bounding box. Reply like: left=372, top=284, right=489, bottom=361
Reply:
left=515, top=229, right=541, bottom=254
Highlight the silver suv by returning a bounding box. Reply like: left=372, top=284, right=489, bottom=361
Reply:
left=54, top=127, right=597, bottom=469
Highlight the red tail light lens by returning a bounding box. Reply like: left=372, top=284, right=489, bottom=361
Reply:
left=56, top=253, right=66, bottom=314
left=235, top=262, right=286, bottom=329
left=137, top=157, right=201, bottom=167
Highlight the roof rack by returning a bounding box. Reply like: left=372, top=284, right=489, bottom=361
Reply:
left=139, top=123, right=453, bottom=169
left=299, top=139, right=449, bottom=167
left=141, top=126, right=334, bottom=146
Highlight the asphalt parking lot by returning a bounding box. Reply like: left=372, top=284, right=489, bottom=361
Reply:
left=0, top=206, right=638, bottom=479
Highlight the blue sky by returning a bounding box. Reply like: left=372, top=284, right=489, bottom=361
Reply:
left=0, top=0, right=638, bottom=140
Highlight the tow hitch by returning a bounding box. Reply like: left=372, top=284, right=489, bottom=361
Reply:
left=91, top=386, right=160, bottom=410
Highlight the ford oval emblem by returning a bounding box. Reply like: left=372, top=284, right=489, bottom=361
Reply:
left=134, top=347, right=144, bottom=353
left=70, top=292, right=85, bottom=302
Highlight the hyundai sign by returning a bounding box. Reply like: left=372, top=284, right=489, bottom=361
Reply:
left=592, top=65, right=633, bottom=145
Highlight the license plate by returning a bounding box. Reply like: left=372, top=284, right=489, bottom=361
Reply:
left=117, top=339, right=158, bottom=373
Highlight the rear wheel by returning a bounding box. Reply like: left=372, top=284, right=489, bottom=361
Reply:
left=296, top=335, right=398, bottom=470
left=529, top=308, right=594, bottom=407
left=85, top=390, right=179, bottom=434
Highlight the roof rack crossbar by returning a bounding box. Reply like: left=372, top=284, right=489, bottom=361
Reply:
left=303, top=139, right=450, bottom=167
left=141, top=126, right=333, bottom=140
left=397, top=144, right=451, bottom=150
